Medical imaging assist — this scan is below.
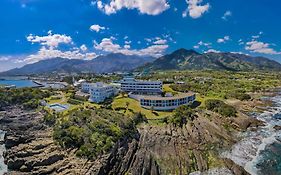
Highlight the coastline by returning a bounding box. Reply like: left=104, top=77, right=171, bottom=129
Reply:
left=0, top=130, right=7, bottom=174
left=0, top=88, right=280, bottom=174
left=222, top=88, right=281, bottom=175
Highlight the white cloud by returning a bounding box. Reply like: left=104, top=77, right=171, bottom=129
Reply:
left=183, top=0, right=210, bottom=19
left=94, top=37, right=168, bottom=57
left=90, top=24, right=106, bottom=32
left=153, top=39, right=167, bottom=45
left=222, top=10, right=232, bottom=20
left=205, top=49, right=220, bottom=53
left=95, top=0, right=170, bottom=15
left=0, top=56, right=11, bottom=61
left=125, top=40, right=131, bottom=44
left=194, top=40, right=212, bottom=49
left=80, top=44, right=88, bottom=52
left=251, top=31, right=263, bottom=39
left=238, top=39, right=244, bottom=45
left=245, top=40, right=281, bottom=55
left=24, top=47, right=98, bottom=63
left=27, top=31, right=72, bottom=49
left=217, top=36, right=230, bottom=43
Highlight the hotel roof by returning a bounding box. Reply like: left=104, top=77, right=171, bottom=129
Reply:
left=140, top=92, right=195, bottom=101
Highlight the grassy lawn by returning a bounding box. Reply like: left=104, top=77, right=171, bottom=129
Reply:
left=163, top=84, right=178, bottom=95
left=112, top=94, right=172, bottom=119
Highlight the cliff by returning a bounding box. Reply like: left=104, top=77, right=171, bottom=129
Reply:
left=0, top=105, right=260, bottom=175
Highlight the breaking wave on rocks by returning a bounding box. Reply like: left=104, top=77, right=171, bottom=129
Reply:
left=222, top=92, right=281, bottom=175
left=0, top=130, right=7, bottom=175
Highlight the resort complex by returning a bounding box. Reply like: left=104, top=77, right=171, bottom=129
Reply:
left=77, top=76, right=196, bottom=110
left=81, top=82, right=118, bottom=103
left=139, top=92, right=196, bottom=111
left=120, top=76, right=162, bottom=95
left=119, top=76, right=195, bottom=111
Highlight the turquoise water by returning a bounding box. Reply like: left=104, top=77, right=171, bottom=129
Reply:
left=0, top=79, right=39, bottom=88
left=49, top=103, right=69, bottom=112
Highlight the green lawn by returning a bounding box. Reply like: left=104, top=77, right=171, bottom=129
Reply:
left=112, top=94, right=172, bottom=119
left=163, top=84, right=178, bottom=95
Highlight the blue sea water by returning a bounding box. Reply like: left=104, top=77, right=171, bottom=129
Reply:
left=0, top=79, right=39, bottom=88
left=223, top=92, right=281, bottom=175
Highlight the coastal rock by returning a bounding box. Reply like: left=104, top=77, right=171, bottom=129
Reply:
left=1, top=106, right=250, bottom=175
left=223, top=158, right=250, bottom=175
left=273, top=125, right=281, bottom=130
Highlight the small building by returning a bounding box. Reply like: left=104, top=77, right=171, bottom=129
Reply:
left=81, top=82, right=92, bottom=93
left=139, top=92, right=196, bottom=111
left=82, top=82, right=118, bottom=103
left=120, top=76, right=162, bottom=95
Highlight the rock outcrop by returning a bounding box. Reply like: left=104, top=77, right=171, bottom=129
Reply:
left=0, top=106, right=250, bottom=175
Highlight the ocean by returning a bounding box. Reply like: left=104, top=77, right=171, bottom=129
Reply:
left=0, top=79, right=39, bottom=88
left=222, top=91, right=281, bottom=175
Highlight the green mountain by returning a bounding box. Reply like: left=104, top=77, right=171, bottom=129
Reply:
left=0, top=53, right=155, bottom=75
left=140, top=48, right=281, bottom=71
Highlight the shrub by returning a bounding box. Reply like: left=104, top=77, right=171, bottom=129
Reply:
left=168, top=105, right=196, bottom=127
left=205, top=99, right=236, bottom=117
left=53, top=109, right=137, bottom=159
left=227, top=92, right=251, bottom=101
left=67, top=98, right=82, bottom=105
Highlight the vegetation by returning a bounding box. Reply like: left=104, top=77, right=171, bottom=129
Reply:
left=112, top=94, right=171, bottom=119
left=0, top=88, right=51, bottom=110
left=205, top=99, right=237, bottom=117
left=52, top=108, right=138, bottom=159
left=168, top=105, right=196, bottom=127
left=143, top=71, right=281, bottom=101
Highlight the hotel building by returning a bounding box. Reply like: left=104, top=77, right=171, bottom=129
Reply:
left=139, top=92, right=196, bottom=111
left=120, top=76, right=162, bottom=95
left=81, top=82, right=117, bottom=103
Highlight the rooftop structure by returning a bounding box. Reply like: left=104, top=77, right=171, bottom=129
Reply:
left=139, top=92, right=196, bottom=111
left=120, top=76, right=162, bottom=95
left=82, top=82, right=118, bottom=103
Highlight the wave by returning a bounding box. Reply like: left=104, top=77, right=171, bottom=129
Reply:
left=221, top=94, right=281, bottom=175
left=0, top=130, right=7, bottom=175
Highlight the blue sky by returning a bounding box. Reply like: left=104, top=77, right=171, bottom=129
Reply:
left=0, top=0, right=281, bottom=71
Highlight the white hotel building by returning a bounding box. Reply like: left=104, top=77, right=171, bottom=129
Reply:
left=139, top=92, right=196, bottom=111
left=81, top=82, right=117, bottom=103
left=120, top=76, right=162, bottom=95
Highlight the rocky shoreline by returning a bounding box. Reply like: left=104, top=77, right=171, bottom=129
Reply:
left=1, top=89, right=277, bottom=174
left=0, top=106, right=261, bottom=175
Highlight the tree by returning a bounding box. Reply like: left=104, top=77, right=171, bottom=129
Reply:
left=168, top=106, right=196, bottom=127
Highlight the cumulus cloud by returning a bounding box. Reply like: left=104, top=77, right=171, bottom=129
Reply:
left=25, top=31, right=97, bottom=63
left=217, top=36, right=230, bottom=43
left=24, top=47, right=98, bottom=63
left=205, top=49, right=220, bottom=53
left=94, top=37, right=168, bottom=57
left=27, top=31, right=72, bottom=49
left=222, top=10, right=232, bottom=20
left=153, top=39, right=167, bottom=45
left=183, top=0, right=210, bottom=19
left=245, top=40, right=281, bottom=55
left=90, top=24, right=106, bottom=32
left=95, top=0, right=170, bottom=15
left=194, top=40, right=212, bottom=49
left=80, top=44, right=88, bottom=52
left=0, top=56, right=11, bottom=61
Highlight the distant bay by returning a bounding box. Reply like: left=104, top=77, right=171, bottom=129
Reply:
left=0, top=79, right=39, bottom=88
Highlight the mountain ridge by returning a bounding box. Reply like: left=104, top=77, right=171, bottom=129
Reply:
left=2, top=49, right=281, bottom=76
left=139, top=49, right=281, bottom=72
left=0, top=53, right=155, bottom=75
